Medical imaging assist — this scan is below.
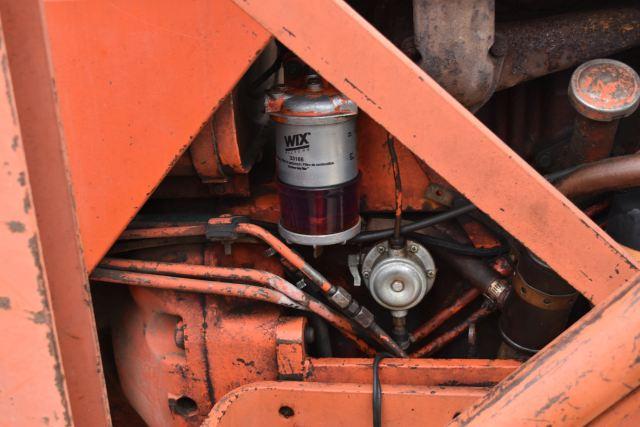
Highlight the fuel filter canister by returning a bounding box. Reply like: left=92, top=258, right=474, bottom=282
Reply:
left=266, top=76, right=361, bottom=246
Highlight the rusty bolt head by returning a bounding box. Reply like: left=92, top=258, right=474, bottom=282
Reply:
left=569, top=59, right=640, bottom=122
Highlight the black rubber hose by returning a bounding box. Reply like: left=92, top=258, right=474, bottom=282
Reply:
left=351, top=166, right=579, bottom=245
left=408, top=232, right=508, bottom=257
left=350, top=204, right=476, bottom=244
left=431, top=249, right=503, bottom=295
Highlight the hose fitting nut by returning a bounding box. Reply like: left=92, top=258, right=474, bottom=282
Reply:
left=328, top=286, right=352, bottom=309
left=352, top=306, right=375, bottom=329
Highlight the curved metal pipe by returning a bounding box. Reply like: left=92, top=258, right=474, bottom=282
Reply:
left=555, top=153, right=640, bottom=199
left=91, top=267, right=305, bottom=310
left=98, top=258, right=376, bottom=356
left=409, top=287, right=481, bottom=344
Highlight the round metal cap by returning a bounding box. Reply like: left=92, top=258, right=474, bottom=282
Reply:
left=361, top=240, right=436, bottom=312
left=569, top=59, right=640, bottom=122
left=368, top=257, right=427, bottom=311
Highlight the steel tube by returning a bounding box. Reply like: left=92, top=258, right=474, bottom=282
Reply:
left=118, top=224, right=206, bottom=240
left=555, top=153, right=640, bottom=199
left=411, top=304, right=494, bottom=358
left=92, top=267, right=305, bottom=310
left=99, top=258, right=376, bottom=356
left=496, top=6, right=640, bottom=91
left=409, top=288, right=481, bottom=344
left=449, top=274, right=640, bottom=426
left=209, top=219, right=407, bottom=357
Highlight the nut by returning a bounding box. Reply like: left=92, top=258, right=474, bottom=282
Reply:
left=353, top=306, right=374, bottom=328
left=391, top=280, right=405, bottom=292
left=329, top=286, right=352, bottom=309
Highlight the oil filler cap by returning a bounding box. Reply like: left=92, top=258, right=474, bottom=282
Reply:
left=569, top=59, right=640, bottom=122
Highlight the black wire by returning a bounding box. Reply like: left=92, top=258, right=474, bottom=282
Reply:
left=372, top=352, right=391, bottom=427
left=385, top=135, right=403, bottom=244
left=350, top=204, right=476, bottom=244
left=351, top=165, right=580, bottom=245
left=408, top=232, right=508, bottom=257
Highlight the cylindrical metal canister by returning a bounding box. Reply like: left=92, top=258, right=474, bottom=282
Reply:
left=266, top=76, right=361, bottom=246
left=500, top=247, right=578, bottom=354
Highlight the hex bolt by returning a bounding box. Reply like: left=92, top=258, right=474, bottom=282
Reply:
left=391, top=280, right=405, bottom=292
left=377, top=245, right=386, bottom=254
left=561, top=59, right=640, bottom=167
left=409, top=244, right=419, bottom=253
left=426, top=270, right=436, bottom=279
left=362, top=271, right=370, bottom=279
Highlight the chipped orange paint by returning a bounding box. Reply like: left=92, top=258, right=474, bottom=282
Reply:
left=98, top=257, right=376, bottom=355
left=303, top=358, right=520, bottom=387
left=275, top=317, right=307, bottom=380
left=205, top=381, right=490, bottom=426
left=0, top=16, right=72, bottom=425
left=232, top=0, right=638, bottom=305
left=409, top=288, right=482, bottom=344
left=43, top=0, right=271, bottom=270
left=450, top=274, right=640, bottom=426
left=0, top=1, right=110, bottom=424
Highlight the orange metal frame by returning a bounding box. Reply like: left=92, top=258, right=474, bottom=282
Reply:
left=2, top=0, right=640, bottom=425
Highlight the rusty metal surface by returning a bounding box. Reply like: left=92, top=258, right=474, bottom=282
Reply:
left=99, top=257, right=376, bottom=356
left=359, top=113, right=437, bottom=212
left=497, top=6, right=640, bottom=91
left=0, top=18, right=72, bottom=425
left=42, top=0, right=271, bottom=271
left=233, top=0, right=637, bottom=305
left=105, top=246, right=289, bottom=426
left=91, top=268, right=305, bottom=310
left=275, top=317, right=307, bottom=380
left=412, top=4, right=640, bottom=108
left=568, top=59, right=640, bottom=122
left=563, top=116, right=620, bottom=167
left=0, top=0, right=110, bottom=424
left=560, top=59, right=640, bottom=167
left=119, top=224, right=206, bottom=240
left=111, top=285, right=286, bottom=426
left=409, top=288, right=481, bottom=344
left=411, top=304, right=495, bottom=358
left=450, top=274, right=640, bottom=426
left=242, top=221, right=405, bottom=356
left=555, top=153, right=640, bottom=199
left=113, top=287, right=213, bottom=426
left=204, top=381, right=489, bottom=426
left=413, top=0, right=498, bottom=107
left=189, top=118, right=228, bottom=184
